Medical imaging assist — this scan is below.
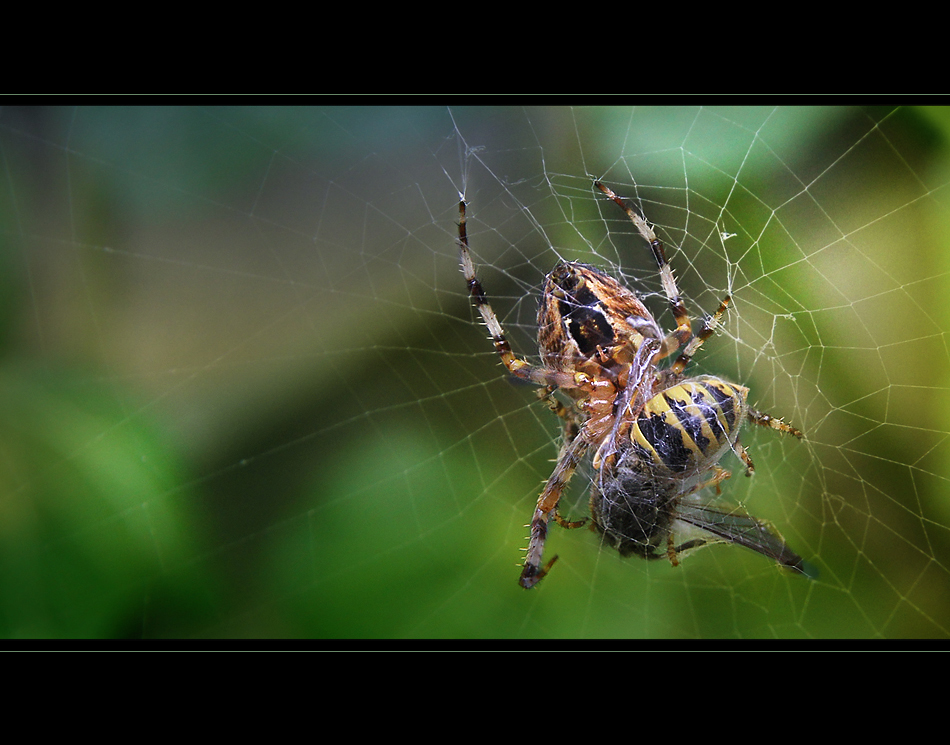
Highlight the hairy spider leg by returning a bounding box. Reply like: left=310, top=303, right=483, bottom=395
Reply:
left=596, top=181, right=734, bottom=377
left=537, top=386, right=588, bottom=530
left=519, top=431, right=591, bottom=588
left=458, top=198, right=609, bottom=588
left=668, top=295, right=731, bottom=376
left=595, top=181, right=691, bottom=359
left=458, top=200, right=584, bottom=391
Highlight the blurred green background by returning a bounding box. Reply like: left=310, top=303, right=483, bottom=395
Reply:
left=0, top=105, right=948, bottom=640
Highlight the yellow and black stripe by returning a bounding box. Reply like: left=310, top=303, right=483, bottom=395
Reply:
left=630, top=378, right=746, bottom=474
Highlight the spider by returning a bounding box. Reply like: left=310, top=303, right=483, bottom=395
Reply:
left=458, top=181, right=812, bottom=589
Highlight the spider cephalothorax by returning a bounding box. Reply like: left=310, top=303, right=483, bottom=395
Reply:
left=458, top=180, right=811, bottom=588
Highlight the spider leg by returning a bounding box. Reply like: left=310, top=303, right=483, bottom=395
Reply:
left=536, top=385, right=585, bottom=437
left=534, top=386, right=591, bottom=531
left=730, top=408, right=803, bottom=478
left=746, top=407, right=804, bottom=440
left=732, top=437, right=756, bottom=476
left=459, top=200, right=584, bottom=391
left=546, top=388, right=587, bottom=530
left=459, top=199, right=598, bottom=588
left=520, top=430, right=591, bottom=589
left=595, top=181, right=691, bottom=359
left=668, top=295, right=731, bottom=376
left=539, top=387, right=588, bottom=530
left=731, top=408, right=803, bottom=477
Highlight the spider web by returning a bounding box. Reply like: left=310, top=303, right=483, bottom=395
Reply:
left=1, top=104, right=948, bottom=641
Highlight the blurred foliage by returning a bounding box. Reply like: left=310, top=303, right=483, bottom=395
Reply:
left=0, top=105, right=948, bottom=640
left=0, top=359, right=218, bottom=637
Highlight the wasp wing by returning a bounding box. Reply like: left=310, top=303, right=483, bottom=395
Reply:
left=675, top=502, right=817, bottom=578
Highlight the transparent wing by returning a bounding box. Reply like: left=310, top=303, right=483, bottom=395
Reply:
left=675, top=502, right=818, bottom=579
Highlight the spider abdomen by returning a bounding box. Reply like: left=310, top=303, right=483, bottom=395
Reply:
left=631, top=377, right=748, bottom=476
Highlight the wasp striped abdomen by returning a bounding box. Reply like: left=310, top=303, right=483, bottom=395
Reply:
left=631, top=377, right=748, bottom=475
left=592, top=378, right=752, bottom=561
